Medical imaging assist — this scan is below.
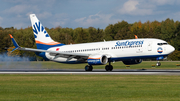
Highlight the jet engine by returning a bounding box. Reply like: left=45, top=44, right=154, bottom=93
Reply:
left=122, top=59, right=142, bottom=65
left=87, top=55, right=108, bottom=65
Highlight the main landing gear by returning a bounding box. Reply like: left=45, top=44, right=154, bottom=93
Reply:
left=85, top=65, right=93, bottom=71
left=105, top=62, right=113, bottom=71
left=85, top=62, right=113, bottom=71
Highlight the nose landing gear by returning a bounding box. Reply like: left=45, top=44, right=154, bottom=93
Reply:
left=156, top=61, right=161, bottom=66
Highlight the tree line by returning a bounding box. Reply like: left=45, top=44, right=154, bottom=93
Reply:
left=1, top=18, right=180, bottom=60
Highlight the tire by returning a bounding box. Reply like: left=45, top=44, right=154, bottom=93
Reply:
left=105, top=65, right=110, bottom=71
left=109, top=65, right=113, bottom=71
left=85, top=65, right=90, bottom=71
left=89, top=65, right=93, bottom=71
left=105, top=65, right=113, bottom=71
left=85, top=65, right=93, bottom=71
left=156, top=62, right=161, bottom=66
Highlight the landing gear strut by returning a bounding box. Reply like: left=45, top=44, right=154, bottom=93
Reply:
left=85, top=65, right=93, bottom=71
left=105, top=62, right=113, bottom=71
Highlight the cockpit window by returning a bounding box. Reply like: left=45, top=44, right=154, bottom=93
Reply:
left=157, top=43, right=168, bottom=45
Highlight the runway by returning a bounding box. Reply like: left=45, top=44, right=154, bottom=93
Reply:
left=0, top=69, right=180, bottom=75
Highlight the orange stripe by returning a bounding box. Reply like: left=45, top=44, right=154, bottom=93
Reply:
left=88, top=57, right=101, bottom=59
left=36, top=40, right=61, bottom=45
left=9, top=34, right=13, bottom=38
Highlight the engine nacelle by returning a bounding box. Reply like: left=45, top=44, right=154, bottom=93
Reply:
left=87, top=55, right=108, bottom=65
left=122, top=59, right=142, bottom=65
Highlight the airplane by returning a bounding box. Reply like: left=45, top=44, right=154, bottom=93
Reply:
left=9, top=14, right=175, bottom=71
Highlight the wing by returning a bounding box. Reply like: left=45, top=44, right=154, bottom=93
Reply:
left=9, top=34, right=89, bottom=61
left=20, top=47, right=89, bottom=59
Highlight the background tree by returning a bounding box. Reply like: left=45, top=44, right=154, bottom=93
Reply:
left=161, top=18, right=176, bottom=44
left=104, top=24, right=114, bottom=41
left=73, top=28, right=89, bottom=43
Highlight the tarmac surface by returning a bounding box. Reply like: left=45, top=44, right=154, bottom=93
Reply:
left=0, top=69, right=180, bottom=75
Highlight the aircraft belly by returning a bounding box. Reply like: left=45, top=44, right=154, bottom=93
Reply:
left=45, top=52, right=87, bottom=63
left=45, top=52, right=75, bottom=62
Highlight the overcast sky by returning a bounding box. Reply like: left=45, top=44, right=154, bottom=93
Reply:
left=1, top=0, right=180, bottom=29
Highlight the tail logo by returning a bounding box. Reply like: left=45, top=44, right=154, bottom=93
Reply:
left=32, top=21, right=49, bottom=38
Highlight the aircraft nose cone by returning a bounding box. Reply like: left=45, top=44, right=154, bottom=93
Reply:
left=170, top=45, right=175, bottom=53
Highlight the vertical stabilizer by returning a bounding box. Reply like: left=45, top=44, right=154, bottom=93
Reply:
left=30, top=14, right=64, bottom=49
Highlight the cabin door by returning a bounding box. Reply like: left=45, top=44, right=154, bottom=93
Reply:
left=148, top=41, right=152, bottom=51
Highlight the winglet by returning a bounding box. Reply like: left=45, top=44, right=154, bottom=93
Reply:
left=9, top=34, right=20, bottom=52
left=135, top=35, right=138, bottom=39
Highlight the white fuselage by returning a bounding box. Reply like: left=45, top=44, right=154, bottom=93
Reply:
left=45, top=38, right=175, bottom=63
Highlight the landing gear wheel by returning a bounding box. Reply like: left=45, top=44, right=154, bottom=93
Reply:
left=105, top=65, right=113, bottom=71
left=109, top=65, right=113, bottom=71
left=85, top=65, right=93, bottom=71
left=156, top=62, right=161, bottom=66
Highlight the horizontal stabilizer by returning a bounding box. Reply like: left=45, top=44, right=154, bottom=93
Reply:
left=10, top=47, right=19, bottom=53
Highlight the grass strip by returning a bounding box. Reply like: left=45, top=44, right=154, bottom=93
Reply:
left=0, top=74, right=179, bottom=101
